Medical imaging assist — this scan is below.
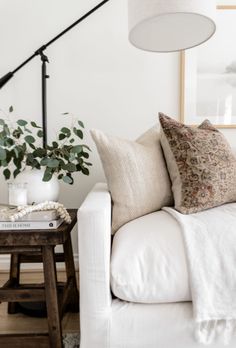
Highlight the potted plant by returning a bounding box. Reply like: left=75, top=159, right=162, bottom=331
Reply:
left=0, top=107, right=92, bottom=203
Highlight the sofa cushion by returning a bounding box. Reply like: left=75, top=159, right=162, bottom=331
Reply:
left=91, top=126, right=173, bottom=234
left=111, top=210, right=191, bottom=303
left=159, top=113, right=236, bottom=214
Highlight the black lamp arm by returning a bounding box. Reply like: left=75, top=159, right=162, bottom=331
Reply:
left=0, top=0, right=110, bottom=88
left=0, top=72, right=14, bottom=88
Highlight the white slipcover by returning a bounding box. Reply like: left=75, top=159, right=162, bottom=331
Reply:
left=78, top=183, right=236, bottom=348
left=111, top=210, right=191, bottom=303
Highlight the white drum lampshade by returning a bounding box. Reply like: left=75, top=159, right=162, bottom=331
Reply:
left=128, top=0, right=216, bottom=52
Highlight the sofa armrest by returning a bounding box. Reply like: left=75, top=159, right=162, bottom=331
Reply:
left=78, top=183, right=112, bottom=315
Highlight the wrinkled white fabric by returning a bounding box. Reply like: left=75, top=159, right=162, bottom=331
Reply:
left=164, top=204, right=236, bottom=345
left=111, top=211, right=191, bottom=303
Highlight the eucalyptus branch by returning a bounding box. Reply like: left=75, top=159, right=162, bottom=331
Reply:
left=0, top=107, right=92, bottom=184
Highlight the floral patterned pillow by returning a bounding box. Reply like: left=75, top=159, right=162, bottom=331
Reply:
left=159, top=113, right=236, bottom=214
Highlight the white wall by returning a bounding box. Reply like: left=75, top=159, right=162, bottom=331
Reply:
left=0, top=0, right=235, bottom=262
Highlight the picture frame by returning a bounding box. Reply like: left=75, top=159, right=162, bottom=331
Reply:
left=180, top=5, right=236, bottom=128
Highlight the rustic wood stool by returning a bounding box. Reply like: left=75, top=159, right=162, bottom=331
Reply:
left=0, top=209, right=79, bottom=348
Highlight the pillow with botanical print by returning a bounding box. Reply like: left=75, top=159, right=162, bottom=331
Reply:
left=159, top=112, right=236, bottom=214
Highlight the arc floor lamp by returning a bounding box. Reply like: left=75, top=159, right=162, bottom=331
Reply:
left=0, top=0, right=217, bottom=317
left=0, top=0, right=216, bottom=148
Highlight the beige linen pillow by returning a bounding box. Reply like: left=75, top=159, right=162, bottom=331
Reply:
left=91, top=126, right=173, bottom=233
left=159, top=113, right=236, bottom=214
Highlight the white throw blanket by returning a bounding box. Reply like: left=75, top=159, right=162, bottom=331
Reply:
left=163, top=203, right=236, bottom=346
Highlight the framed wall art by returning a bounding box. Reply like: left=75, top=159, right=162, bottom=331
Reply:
left=180, top=5, right=236, bottom=128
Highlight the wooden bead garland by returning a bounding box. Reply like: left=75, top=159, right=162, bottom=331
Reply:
left=10, top=201, right=72, bottom=224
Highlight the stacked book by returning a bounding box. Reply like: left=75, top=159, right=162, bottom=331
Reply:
left=0, top=204, right=63, bottom=230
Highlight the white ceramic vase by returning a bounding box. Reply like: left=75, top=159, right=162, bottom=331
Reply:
left=14, top=169, right=60, bottom=204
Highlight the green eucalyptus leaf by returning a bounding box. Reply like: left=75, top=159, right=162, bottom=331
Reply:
left=18, top=127, right=23, bottom=134
left=33, top=148, right=46, bottom=158
left=13, top=148, right=19, bottom=158
left=71, top=145, right=83, bottom=154
left=26, top=153, right=34, bottom=164
left=82, top=167, right=90, bottom=176
left=78, top=120, right=84, bottom=128
left=77, top=130, right=83, bottom=139
left=28, top=143, right=36, bottom=150
left=64, top=163, right=77, bottom=172
left=63, top=175, right=73, bottom=184
left=9, top=106, right=13, bottom=113
left=52, top=141, right=58, bottom=148
left=47, top=158, right=59, bottom=168
left=6, top=149, right=13, bottom=162
left=31, top=121, right=41, bottom=128
left=82, top=152, right=89, bottom=159
left=13, top=169, right=21, bottom=178
left=13, top=156, right=22, bottom=168
left=5, top=137, right=14, bottom=147
left=32, top=160, right=41, bottom=170
left=3, top=168, right=11, bottom=180
left=61, top=127, right=70, bottom=135
left=69, top=153, right=76, bottom=162
left=25, top=135, right=35, bottom=144
left=40, top=157, right=50, bottom=166
left=1, top=159, right=8, bottom=167
left=59, top=133, right=66, bottom=140
left=17, top=119, right=28, bottom=127
left=73, top=127, right=77, bottom=136
left=0, top=119, right=5, bottom=126
left=78, top=121, right=84, bottom=128
left=37, top=130, right=44, bottom=138
left=0, top=148, right=6, bottom=160
left=73, top=127, right=83, bottom=139
left=43, top=168, right=53, bottom=182
left=3, top=125, right=10, bottom=136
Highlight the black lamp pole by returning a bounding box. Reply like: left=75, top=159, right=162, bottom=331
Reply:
left=0, top=0, right=110, bottom=148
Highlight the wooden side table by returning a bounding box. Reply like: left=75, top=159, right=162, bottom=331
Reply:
left=0, top=209, right=79, bottom=348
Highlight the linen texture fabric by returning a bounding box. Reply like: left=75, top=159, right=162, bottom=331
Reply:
left=91, top=126, right=173, bottom=233
left=164, top=204, right=236, bottom=345
left=159, top=113, right=236, bottom=214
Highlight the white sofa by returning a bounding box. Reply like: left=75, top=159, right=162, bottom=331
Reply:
left=78, top=183, right=236, bottom=348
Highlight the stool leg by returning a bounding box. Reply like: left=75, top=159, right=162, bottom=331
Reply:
left=63, top=236, right=79, bottom=312
left=42, top=245, right=62, bottom=348
left=8, top=253, right=20, bottom=314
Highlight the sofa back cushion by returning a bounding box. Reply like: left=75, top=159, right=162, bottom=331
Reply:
left=111, top=210, right=191, bottom=303
left=159, top=113, right=236, bottom=214
left=91, top=126, right=173, bottom=234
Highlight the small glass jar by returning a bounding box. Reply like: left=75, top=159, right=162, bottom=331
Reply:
left=8, top=183, right=28, bottom=206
